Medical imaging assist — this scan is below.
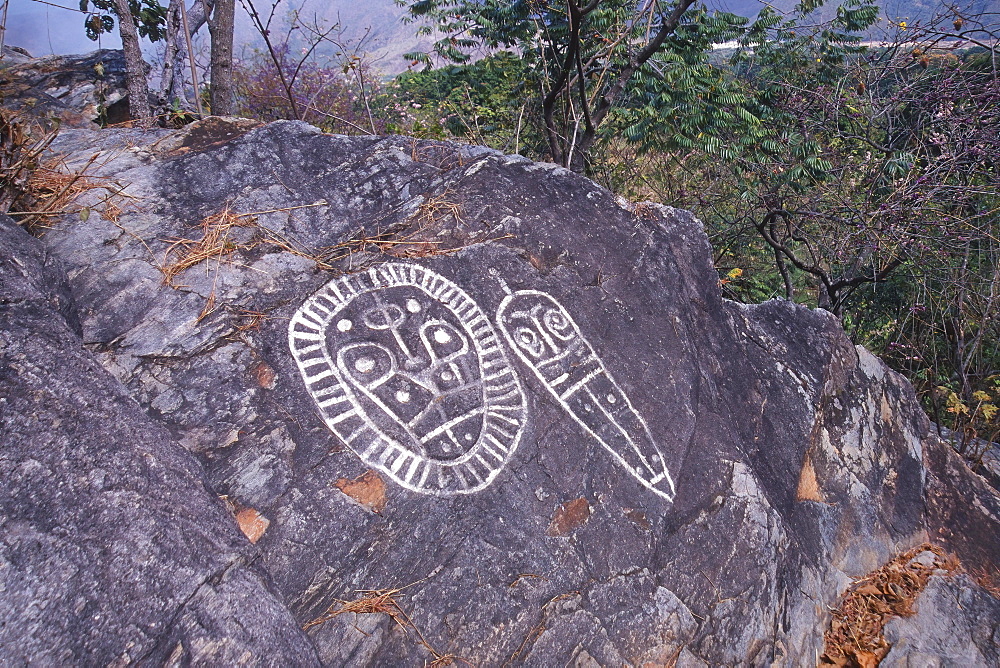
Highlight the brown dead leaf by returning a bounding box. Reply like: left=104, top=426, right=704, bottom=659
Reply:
left=821, top=543, right=962, bottom=666
left=252, top=360, right=277, bottom=389
left=235, top=507, right=270, bottom=544
left=547, top=497, right=592, bottom=536
left=335, top=470, right=388, bottom=514
left=796, top=452, right=824, bottom=502
left=624, top=507, right=651, bottom=531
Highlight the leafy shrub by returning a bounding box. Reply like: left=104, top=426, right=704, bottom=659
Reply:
left=232, top=43, right=394, bottom=134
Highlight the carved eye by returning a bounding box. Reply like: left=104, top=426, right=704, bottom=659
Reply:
left=515, top=326, right=546, bottom=358
left=543, top=307, right=574, bottom=340
left=338, top=343, right=394, bottom=387
left=420, top=320, right=466, bottom=360
left=362, top=302, right=405, bottom=331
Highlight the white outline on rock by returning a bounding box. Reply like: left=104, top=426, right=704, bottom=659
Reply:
left=496, top=290, right=676, bottom=501
left=288, top=263, right=527, bottom=496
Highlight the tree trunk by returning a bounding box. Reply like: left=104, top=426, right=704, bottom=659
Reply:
left=112, top=0, right=153, bottom=127
left=159, top=0, right=216, bottom=108
left=208, top=0, right=235, bottom=115
left=159, top=2, right=182, bottom=103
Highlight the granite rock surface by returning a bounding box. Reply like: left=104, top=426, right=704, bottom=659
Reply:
left=2, top=118, right=998, bottom=665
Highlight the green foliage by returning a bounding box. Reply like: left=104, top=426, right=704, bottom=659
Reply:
left=388, top=52, right=543, bottom=153
left=80, top=0, right=167, bottom=42
left=400, top=0, right=755, bottom=168
left=232, top=0, right=1000, bottom=455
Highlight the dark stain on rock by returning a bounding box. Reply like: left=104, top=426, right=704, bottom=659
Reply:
left=172, top=116, right=262, bottom=155
left=624, top=507, right=651, bottom=531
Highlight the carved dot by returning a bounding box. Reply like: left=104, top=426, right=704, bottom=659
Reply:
left=395, top=390, right=411, bottom=403
left=434, top=328, right=452, bottom=344
left=441, top=370, right=454, bottom=381
left=607, top=394, right=617, bottom=404
left=465, top=433, right=474, bottom=441
left=354, top=357, right=375, bottom=373
left=406, top=299, right=421, bottom=313
left=337, top=319, right=353, bottom=332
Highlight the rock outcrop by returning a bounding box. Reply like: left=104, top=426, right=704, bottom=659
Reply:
left=0, top=48, right=128, bottom=128
left=2, top=117, right=998, bottom=665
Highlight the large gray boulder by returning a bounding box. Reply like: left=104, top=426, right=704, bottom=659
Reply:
left=2, top=117, right=998, bottom=665
left=0, top=212, right=319, bottom=663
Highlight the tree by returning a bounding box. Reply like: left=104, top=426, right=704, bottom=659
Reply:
left=81, top=0, right=166, bottom=125
left=209, top=0, right=235, bottom=114
left=159, top=0, right=216, bottom=109
left=599, top=4, right=999, bottom=445
left=401, top=0, right=749, bottom=171
left=81, top=0, right=237, bottom=119
left=111, top=0, right=154, bottom=125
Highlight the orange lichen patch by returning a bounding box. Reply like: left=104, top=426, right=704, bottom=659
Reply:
left=251, top=360, right=277, bottom=389
left=335, top=470, right=388, bottom=514
left=547, top=497, right=592, bottom=536
left=234, top=507, right=270, bottom=544
left=820, top=543, right=962, bottom=666
left=796, top=452, right=824, bottom=502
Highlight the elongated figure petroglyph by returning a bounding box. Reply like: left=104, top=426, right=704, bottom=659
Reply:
left=288, top=263, right=527, bottom=495
left=496, top=290, right=676, bottom=501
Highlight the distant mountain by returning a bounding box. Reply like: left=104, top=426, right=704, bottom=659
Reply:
left=7, top=0, right=999, bottom=76
left=708, top=0, right=1000, bottom=25
left=241, top=0, right=1000, bottom=75
left=232, top=0, right=428, bottom=76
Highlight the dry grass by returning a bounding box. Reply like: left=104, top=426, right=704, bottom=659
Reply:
left=232, top=309, right=268, bottom=334
left=159, top=191, right=507, bottom=318
left=1, top=108, right=124, bottom=234
left=413, top=190, right=463, bottom=229
left=160, top=207, right=254, bottom=286
left=304, top=587, right=469, bottom=666
left=820, top=543, right=962, bottom=667
left=102, top=199, right=124, bottom=223
left=970, top=565, right=1000, bottom=599
left=1, top=109, right=57, bottom=218
left=410, top=141, right=465, bottom=171
left=632, top=201, right=661, bottom=221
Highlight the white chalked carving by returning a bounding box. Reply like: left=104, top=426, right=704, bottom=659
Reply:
left=496, top=290, right=676, bottom=501
left=289, top=264, right=527, bottom=495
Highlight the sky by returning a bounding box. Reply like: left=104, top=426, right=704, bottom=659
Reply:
left=4, top=0, right=967, bottom=62
left=6, top=0, right=124, bottom=55
left=4, top=0, right=409, bottom=58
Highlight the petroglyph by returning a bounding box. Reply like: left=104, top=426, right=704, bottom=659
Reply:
left=288, top=264, right=526, bottom=495
left=496, top=290, right=676, bottom=501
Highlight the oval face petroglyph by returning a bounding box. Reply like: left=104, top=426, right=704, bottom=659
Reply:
left=496, top=290, right=676, bottom=501
left=288, top=263, right=527, bottom=495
